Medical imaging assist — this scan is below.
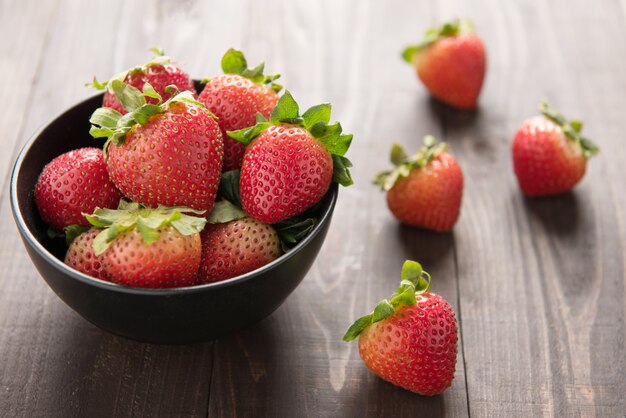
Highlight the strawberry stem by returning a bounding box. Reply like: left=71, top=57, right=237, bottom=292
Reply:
left=402, top=18, right=475, bottom=63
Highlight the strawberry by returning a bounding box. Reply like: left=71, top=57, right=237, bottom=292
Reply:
left=402, top=19, right=486, bottom=110
left=374, top=136, right=463, bottom=232
left=344, top=260, right=458, bottom=396
left=89, top=80, right=224, bottom=212
left=228, top=91, right=354, bottom=224
left=34, top=147, right=123, bottom=230
left=198, top=49, right=281, bottom=171
left=89, top=48, right=196, bottom=115
left=84, top=201, right=206, bottom=288
left=512, top=101, right=599, bottom=196
left=197, top=200, right=281, bottom=283
left=64, top=227, right=106, bottom=279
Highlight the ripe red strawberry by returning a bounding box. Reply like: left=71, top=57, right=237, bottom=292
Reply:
left=85, top=201, right=206, bottom=288
left=228, top=91, right=354, bottom=224
left=513, top=101, right=599, bottom=196
left=344, top=260, right=458, bottom=396
left=90, top=48, right=196, bottom=115
left=34, top=147, right=123, bottom=230
left=402, top=19, right=486, bottom=110
left=89, top=80, right=224, bottom=212
left=374, top=136, right=463, bottom=232
left=198, top=49, right=281, bottom=171
left=197, top=201, right=281, bottom=283
left=64, top=227, right=106, bottom=279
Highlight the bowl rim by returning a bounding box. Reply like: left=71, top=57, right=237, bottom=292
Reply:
left=10, top=92, right=339, bottom=296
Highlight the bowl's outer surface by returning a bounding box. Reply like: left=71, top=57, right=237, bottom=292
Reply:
left=11, top=92, right=337, bottom=344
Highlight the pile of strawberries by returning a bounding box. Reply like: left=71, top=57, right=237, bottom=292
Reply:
left=34, top=48, right=353, bottom=288
left=33, top=18, right=602, bottom=400
left=344, top=19, right=600, bottom=397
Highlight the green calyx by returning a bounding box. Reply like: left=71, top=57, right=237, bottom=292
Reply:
left=538, top=100, right=600, bottom=159
left=227, top=90, right=354, bottom=186
left=402, top=18, right=474, bottom=63
left=373, top=135, right=447, bottom=191
left=86, top=47, right=171, bottom=91
left=207, top=200, right=246, bottom=224
left=85, top=200, right=207, bottom=256
left=89, top=80, right=209, bottom=152
left=219, top=48, right=282, bottom=92
left=343, top=260, right=432, bottom=342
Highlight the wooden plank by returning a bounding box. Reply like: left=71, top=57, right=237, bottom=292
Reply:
left=208, top=1, right=470, bottom=417
left=437, top=0, right=626, bottom=416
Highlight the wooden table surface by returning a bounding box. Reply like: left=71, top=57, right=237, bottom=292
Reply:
left=1, top=0, right=625, bottom=416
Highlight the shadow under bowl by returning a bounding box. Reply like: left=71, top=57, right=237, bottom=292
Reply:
left=10, top=91, right=338, bottom=344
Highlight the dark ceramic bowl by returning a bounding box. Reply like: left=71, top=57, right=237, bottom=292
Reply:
left=10, top=89, right=338, bottom=344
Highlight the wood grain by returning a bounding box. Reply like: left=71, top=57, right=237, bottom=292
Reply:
left=0, top=0, right=624, bottom=417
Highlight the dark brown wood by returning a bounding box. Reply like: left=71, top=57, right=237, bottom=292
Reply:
left=1, top=0, right=625, bottom=417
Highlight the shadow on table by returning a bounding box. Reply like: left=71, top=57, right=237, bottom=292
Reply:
left=522, top=190, right=581, bottom=237
left=422, top=96, right=482, bottom=134
left=396, top=223, right=455, bottom=272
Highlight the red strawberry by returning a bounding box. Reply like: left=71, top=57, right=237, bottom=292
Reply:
left=197, top=201, right=281, bottom=283
left=64, top=228, right=106, bottom=279
left=513, top=101, right=599, bottom=196
left=34, top=147, right=123, bottom=230
left=228, top=91, right=354, bottom=224
left=402, top=19, right=486, bottom=110
left=199, top=49, right=281, bottom=171
left=374, top=137, right=463, bottom=232
left=90, top=48, right=196, bottom=115
left=90, top=80, right=224, bottom=212
left=85, top=201, right=206, bottom=288
left=344, top=260, right=458, bottom=396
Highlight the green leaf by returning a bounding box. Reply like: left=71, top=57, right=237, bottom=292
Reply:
left=401, top=260, right=423, bottom=283
left=142, top=82, right=162, bottom=101
left=64, top=225, right=91, bottom=246
left=402, top=45, right=419, bottom=63
left=170, top=215, right=207, bottom=236
left=110, top=79, right=146, bottom=113
left=149, top=46, right=165, bottom=57
left=47, top=227, right=65, bottom=240
left=89, top=108, right=123, bottom=129
left=270, top=90, right=300, bottom=124
left=372, top=300, right=395, bottom=323
left=342, top=314, right=373, bottom=342
left=570, top=120, right=583, bottom=133
left=390, top=284, right=417, bottom=307
left=332, top=155, right=354, bottom=187
left=131, top=104, right=162, bottom=124
left=390, top=143, right=408, bottom=166
left=219, top=170, right=242, bottom=208
left=221, top=48, right=248, bottom=75
left=316, top=124, right=352, bottom=156
left=136, top=217, right=161, bottom=244
left=89, top=126, right=116, bottom=139
left=302, top=104, right=331, bottom=130
left=242, top=61, right=265, bottom=79
left=207, top=200, right=246, bottom=224
left=275, top=218, right=316, bottom=252
left=402, top=19, right=474, bottom=65
left=227, top=122, right=271, bottom=145
left=93, top=224, right=123, bottom=256
left=86, top=76, right=109, bottom=90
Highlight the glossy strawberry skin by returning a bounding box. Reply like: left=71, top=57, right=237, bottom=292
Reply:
left=198, top=217, right=281, bottom=284
left=358, top=293, right=458, bottom=396
left=103, top=64, right=196, bottom=114
left=415, top=34, right=486, bottom=110
left=64, top=229, right=106, bottom=279
left=386, top=153, right=463, bottom=232
left=34, top=147, right=123, bottom=230
left=240, top=124, right=333, bottom=224
left=106, top=102, right=224, bottom=212
left=513, top=116, right=587, bottom=196
left=199, top=74, right=279, bottom=171
left=100, top=227, right=201, bottom=288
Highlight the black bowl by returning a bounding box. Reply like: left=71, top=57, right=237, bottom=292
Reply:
left=10, top=91, right=338, bottom=344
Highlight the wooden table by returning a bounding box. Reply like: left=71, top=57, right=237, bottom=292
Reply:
left=1, top=0, right=624, bottom=416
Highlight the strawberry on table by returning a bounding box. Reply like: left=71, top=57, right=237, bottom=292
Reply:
left=512, top=100, right=599, bottom=197
left=89, top=80, right=224, bottom=212
left=198, top=200, right=281, bottom=284
left=228, top=91, right=354, bottom=224
left=374, top=136, right=463, bottom=232
left=198, top=48, right=281, bottom=171
left=89, top=47, right=196, bottom=115
left=34, top=147, right=123, bottom=231
left=402, top=19, right=486, bottom=110
left=83, top=201, right=206, bottom=288
left=344, top=260, right=458, bottom=396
